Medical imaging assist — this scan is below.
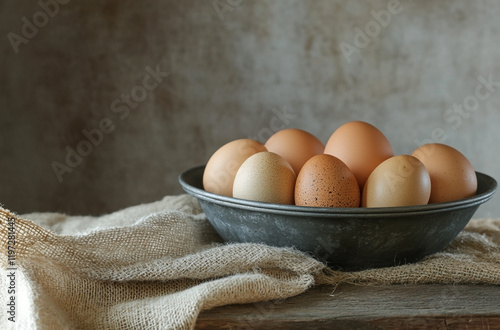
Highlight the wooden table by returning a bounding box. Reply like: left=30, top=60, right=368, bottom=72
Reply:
left=196, top=284, right=500, bottom=329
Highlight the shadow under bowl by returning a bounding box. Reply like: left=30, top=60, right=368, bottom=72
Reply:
left=179, top=165, right=496, bottom=270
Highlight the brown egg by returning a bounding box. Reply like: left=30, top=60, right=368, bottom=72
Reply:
left=324, top=121, right=394, bottom=189
left=362, top=155, right=431, bottom=207
left=411, top=143, right=477, bottom=203
left=203, top=139, right=267, bottom=197
left=295, top=154, right=360, bottom=208
left=264, top=128, right=325, bottom=175
left=233, top=152, right=296, bottom=204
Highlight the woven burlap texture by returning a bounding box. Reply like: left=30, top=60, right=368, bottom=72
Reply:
left=1, top=194, right=499, bottom=329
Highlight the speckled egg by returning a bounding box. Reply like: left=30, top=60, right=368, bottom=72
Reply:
left=233, top=152, right=296, bottom=204
left=295, top=154, right=360, bottom=208
left=411, top=143, right=477, bottom=203
left=203, top=139, right=267, bottom=197
left=362, top=155, right=431, bottom=207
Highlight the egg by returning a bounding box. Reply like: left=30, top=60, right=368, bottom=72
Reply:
left=324, top=121, right=394, bottom=189
left=203, top=139, right=267, bottom=196
left=362, top=155, right=431, bottom=207
left=411, top=143, right=477, bottom=203
left=264, top=128, right=325, bottom=175
left=233, top=152, right=296, bottom=204
left=295, top=154, right=360, bottom=208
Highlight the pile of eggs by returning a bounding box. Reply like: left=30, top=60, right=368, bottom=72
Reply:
left=202, top=121, right=478, bottom=208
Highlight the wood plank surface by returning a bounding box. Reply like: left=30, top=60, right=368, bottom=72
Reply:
left=196, top=284, right=500, bottom=329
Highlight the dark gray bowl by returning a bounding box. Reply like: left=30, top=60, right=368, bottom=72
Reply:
left=179, top=165, right=497, bottom=270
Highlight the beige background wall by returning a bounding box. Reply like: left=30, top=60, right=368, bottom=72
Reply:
left=1, top=0, right=499, bottom=216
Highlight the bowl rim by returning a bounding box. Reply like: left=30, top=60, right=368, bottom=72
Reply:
left=179, top=165, right=497, bottom=218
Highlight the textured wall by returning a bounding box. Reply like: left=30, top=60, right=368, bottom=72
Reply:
left=1, top=0, right=499, bottom=216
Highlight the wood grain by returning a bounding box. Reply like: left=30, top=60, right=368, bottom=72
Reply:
left=196, top=284, right=500, bottom=329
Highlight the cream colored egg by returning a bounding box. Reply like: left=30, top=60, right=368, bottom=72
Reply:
left=233, top=152, right=296, bottom=204
left=362, top=155, right=431, bottom=207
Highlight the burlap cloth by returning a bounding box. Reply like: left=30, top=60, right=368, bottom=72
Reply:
left=1, top=194, right=499, bottom=329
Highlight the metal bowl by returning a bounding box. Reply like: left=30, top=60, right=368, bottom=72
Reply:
left=179, top=165, right=497, bottom=270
